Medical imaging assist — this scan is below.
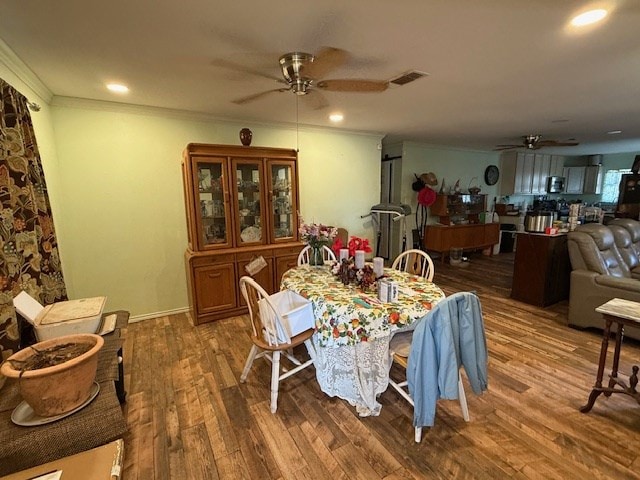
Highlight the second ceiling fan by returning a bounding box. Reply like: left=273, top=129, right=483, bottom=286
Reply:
left=494, top=134, right=579, bottom=151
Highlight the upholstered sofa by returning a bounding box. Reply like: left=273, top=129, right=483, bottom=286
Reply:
left=567, top=220, right=640, bottom=340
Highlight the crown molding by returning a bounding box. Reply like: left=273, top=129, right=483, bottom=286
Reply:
left=0, top=38, right=52, bottom=102
left=50, top=95, right=385, bottom=140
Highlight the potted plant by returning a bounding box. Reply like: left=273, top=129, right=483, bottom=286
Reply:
left=0, top=333, right=104, bottom=417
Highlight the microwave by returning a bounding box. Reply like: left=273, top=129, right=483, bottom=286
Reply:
left=547, top=176, right=565, bottom=193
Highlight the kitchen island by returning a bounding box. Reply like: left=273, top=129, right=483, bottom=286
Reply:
left=511, top=232, right=571, bottom=307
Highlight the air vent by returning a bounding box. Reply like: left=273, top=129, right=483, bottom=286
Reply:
left=389, top=71, right=429, bottom=87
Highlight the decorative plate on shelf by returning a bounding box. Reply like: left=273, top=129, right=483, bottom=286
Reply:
left=240, top=226, right=261, bottom=243
left=484, top=165, right=500, bottom=185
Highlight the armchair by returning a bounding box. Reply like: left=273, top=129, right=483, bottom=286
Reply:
left=567, top=223, right=640, bottom=340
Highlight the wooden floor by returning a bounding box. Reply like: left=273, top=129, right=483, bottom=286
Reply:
left=121, top=252, right=640, bottom=479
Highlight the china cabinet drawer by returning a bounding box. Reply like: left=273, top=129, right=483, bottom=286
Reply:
left=274, top=245, right=304, bottom=257
left=191, top=253, right=235, bottom=266
left=236, top=249, right=274, bottom=261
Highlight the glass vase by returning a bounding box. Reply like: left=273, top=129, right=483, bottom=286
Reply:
left=309, top=246, right=325, bottom=266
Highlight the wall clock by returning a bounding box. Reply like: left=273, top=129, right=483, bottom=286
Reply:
left=484, top=165, right=500, bottom=185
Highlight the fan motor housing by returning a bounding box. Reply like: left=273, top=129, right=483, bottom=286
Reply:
left=279, top=52, right=315, bottom=93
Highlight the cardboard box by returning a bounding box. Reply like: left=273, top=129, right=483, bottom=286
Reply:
left=0, top=439, right=124, bottom=480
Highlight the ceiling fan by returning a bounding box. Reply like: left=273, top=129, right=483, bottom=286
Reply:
left=228, top=47, right=425, bottom=109
left=494, top=134, right=579, bottom=151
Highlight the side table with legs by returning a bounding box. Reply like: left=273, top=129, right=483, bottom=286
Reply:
left=580, top=298, right=640, bottom=413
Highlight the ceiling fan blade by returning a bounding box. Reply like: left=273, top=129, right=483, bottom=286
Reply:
left=304, top=90, right=330, bottom=110
left=232, top=88, right=288, bottom=105
left=211, top=58, right=286, bottom=84
left=494, top=144, right=521, bottom=150
left=304, top=47, right=349, bottom=80
left=538, top=140, right=580, bottom=147
left=317, top=79, right=389, bottom=92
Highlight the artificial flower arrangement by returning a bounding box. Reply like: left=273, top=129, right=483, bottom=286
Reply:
left=330, top=236, right=377, bottom=290
left=298, top=222, right=338, bottom=248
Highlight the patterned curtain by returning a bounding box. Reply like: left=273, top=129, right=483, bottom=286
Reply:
left=0, top=79, right=67, bottom=385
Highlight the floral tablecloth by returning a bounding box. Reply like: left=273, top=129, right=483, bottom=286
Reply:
left=280, top=265, right=445, bottom=415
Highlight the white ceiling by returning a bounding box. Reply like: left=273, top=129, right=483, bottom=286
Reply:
left=1, top=0, right=640, bottom=155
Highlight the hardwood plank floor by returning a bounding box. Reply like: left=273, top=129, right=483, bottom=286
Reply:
left=121, top=252, right=640, bottom=479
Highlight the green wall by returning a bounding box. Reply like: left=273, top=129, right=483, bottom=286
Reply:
left=399, top=142, right=501, bottom=226
left=47, top=102, right=382, bottom=318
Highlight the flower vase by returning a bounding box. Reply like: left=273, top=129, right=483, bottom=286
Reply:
left=309, top=246, right=324, bottom=266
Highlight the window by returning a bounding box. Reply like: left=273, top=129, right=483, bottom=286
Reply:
left=601, top=168, right=632, bottom=203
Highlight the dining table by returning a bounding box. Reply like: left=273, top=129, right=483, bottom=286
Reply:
left=280, top=264, right=445, bottom=416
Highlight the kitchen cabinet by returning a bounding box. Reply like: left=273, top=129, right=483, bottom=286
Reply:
left=549, top=155, right=565, bottom=177
left=182, top=143, right=302, bottom=325
left=561, top=165, right=601, bottom=195
left=563, top=166, right=586, bottom=194
left=583, top=165, right=602, bottom=194
left=500, top=152, right=554, bottom=195
left=511, top=233, right=570, bottom=306
left=531, top=154, right=550, bottom=194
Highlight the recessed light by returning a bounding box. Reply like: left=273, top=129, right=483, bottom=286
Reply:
left=570, top=9, right=607, bottom=27
left=329, top=113, right=344, bottom=123
left=106, top=83, right=129, bottom=94
left=607, top=130, right=622, bottom=135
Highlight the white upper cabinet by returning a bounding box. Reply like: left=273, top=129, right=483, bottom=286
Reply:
left=563, top=166, right=586, bottom=194
left=549, top=155, right=565, bottom=178
left=500, top=152, right=556, bottom=195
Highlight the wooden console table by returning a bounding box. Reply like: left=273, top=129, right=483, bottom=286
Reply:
left=424, top=223, right=500, bottom=262
left=0, top=311, right=129, bottom=476
left=580, top=299, right=640, bottom=413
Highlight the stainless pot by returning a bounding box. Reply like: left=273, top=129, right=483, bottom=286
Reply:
left=524, top=211, right=555, bottom=233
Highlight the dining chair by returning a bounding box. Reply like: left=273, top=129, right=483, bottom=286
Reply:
left=238, top=276, right=316, bottom=413
left=297, top=245, right=337, bottom=266
left=391, top=249, right=435, bottom=281
left=388, top=292, right=488, bottom=442
left=335, top=227, right=349, bottom=245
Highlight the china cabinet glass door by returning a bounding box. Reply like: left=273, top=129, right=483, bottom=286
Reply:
left=232, top=159, right=266, bottom=245
left=268, top=160, right=298, bottom=243
left=194, top=157, right=232, bottom=249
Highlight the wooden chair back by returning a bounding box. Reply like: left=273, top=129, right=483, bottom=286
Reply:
left=391, top=249, right=435, bottom=281
left=297, top=245, right=337, bottom=266
left=336, top=227, right=348, bottom=245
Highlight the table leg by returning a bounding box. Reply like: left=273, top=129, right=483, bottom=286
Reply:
left=580, top=318, right=612, bottom=413
left=605, top=321, right=624, bottom=396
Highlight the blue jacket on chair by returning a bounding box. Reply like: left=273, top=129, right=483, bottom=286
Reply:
left=406, top=292, right=488, bottom=427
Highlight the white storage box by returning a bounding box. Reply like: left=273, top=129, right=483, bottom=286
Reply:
left=258, top=290, right=314, bottom=343
left=33, top=296, right=107, bottom=341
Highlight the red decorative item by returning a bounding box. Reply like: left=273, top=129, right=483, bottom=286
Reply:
left=331, top=237, right=344, bottom=256
left=417, top=187, right=436, bottom=207
left=347, top=236, right=372, bottom=257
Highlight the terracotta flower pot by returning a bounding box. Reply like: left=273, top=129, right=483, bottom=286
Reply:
left=0, top=333, right=104, bottom=417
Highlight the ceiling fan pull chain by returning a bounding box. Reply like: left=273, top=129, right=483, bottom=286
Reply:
left=296, top=95, right=300, bottom=153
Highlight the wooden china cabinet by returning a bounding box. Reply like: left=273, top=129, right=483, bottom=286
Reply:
left=182, top=143, right=302, bottom=325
